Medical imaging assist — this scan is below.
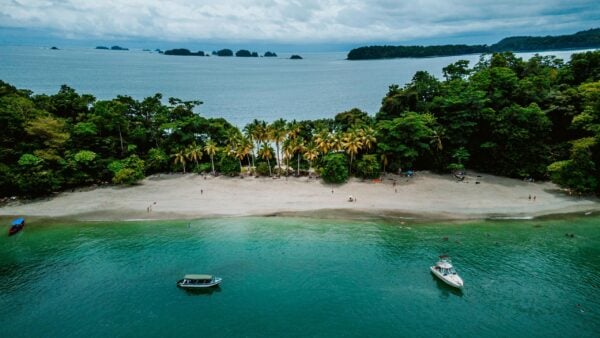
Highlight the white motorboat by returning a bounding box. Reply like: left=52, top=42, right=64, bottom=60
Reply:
left=177, top=274, right=222, bottom=289
left=430, top=256, right=464, bottom=289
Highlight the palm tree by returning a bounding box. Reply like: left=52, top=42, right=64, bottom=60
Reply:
left=329, top=132, right=343, bottom=153
left=358, top=126, right=376, bottom=151
left=287, top=120, right=301, bottom=140
left=258, top=143, right=273, bottom=176
left=186, top=142, right=203, bottom=172
left=292, top=138, right=305, bottom=176
left=234, top=144, right=246, bottom=174
left=269, top=118, right=287, bottom=176
left=243, top=120, right=260, bottom=171
left=342, top=131, right=362, bottom=174
left=303, top=143, right=319, bottom=176
left=204, top=140, right=218, bottom=175
left=172, top=149, right=187, bottom=173
left=314, top=130, right=330, bottom=155
left=282, top=144, right=292, bottom=176
left=240, top=137, right=254, bottom=174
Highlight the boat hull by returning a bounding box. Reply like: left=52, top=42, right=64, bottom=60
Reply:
left=177, top=277, right=222, bottom=289
left=430, top=266, right=463, bottom=289
left=8, top=225, right=24, bottom=236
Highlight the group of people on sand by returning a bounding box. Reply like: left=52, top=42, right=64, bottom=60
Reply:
left=528, top=194, right=537, bottom=201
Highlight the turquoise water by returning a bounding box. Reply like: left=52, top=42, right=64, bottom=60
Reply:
left=1, top=216, right=598, bottom=337
left=0, top=47, right=585, bottom=126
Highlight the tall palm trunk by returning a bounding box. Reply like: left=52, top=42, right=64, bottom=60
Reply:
left=267, top=157, right=272, bottom=176
left=210, top=155, right=215, bottom=175
left=297, top=153, right=300, bottom=176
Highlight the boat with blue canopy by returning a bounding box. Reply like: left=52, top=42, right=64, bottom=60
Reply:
left=9, top=218, right=25, bottom=236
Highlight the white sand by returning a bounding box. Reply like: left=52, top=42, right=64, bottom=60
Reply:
left=1, top=171, right=598, bottom=221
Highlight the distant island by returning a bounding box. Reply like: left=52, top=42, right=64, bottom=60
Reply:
left=164, top=48, right=205, bottom=56
left=212, top=49, right=234, bottom=57
left=163, top=48, right=280, bottom=58
left=95, top=45, right=129, bottom=51
left=290, top=55, right=303, bottom=59
left=50, top=46, right=59, bottom=50
left=347, top=28, right=600, bottom=60
left=236, top=49, right=259, bottom=57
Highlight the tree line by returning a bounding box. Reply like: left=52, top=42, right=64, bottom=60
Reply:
left=347, top=28, right=600, bottom=60
left=0, top=50, right=598, bottom=198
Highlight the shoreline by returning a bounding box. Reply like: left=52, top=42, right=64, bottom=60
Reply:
left=1, top=171, right=598, bottom=222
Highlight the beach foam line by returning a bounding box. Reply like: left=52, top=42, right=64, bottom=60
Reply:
left=488, top=216, right=535, bottom=220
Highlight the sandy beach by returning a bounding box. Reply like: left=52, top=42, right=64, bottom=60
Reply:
left=1, top=171, right=598, bottom=221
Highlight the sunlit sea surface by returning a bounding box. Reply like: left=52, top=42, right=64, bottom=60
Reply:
left=0, top=47, right=589, bottom=126
left=1, top=216, right=598, bottom=337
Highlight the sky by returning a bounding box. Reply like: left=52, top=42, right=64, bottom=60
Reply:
left=0, top=0, right=598, bottom=50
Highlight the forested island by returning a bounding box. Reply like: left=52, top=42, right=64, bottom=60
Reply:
left=165, top=48, right=273, bottom=57
left=212, top=49, right=234, bottom=56
left=164, top=49, right=205, bottom=56
left=95, top=46, right=129, bottom=51
left=236, top=49, right=259, bottom=57
left=0, top=50, right=598, bottom=198
left=348, top=28, right=600, bottom=60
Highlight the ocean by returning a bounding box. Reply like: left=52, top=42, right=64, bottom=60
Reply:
left=0, top=216, right=599, bottom=337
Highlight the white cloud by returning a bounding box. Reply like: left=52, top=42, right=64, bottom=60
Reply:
left=0, top=0, right=598, bottom=43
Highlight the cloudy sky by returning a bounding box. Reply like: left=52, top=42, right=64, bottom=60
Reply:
left=0, top=0, right=598, bottom=48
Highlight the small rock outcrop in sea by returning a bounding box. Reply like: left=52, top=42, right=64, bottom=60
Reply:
left=111, top=46, right=129, bottom=51
left=290, top=55, right=303, bottom=60
left=264, top=51, right=277, bottom=57
left=164, top=48, right=205, bottom=56
left=96, top=46, right=109, bottom=50
left=50, top=46, right=59, bottom=50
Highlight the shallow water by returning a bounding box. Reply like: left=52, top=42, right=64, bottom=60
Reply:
left=0, top=215, right=598, bottom=337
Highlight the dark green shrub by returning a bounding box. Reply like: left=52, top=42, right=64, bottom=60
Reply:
left=256, top=162, right=271, bottom=176
left=109, top=155, right=145, bottom=185
left=355, top=154, right=381, bottom=179
left=321, top=153, right=348, bottom=183
left=146, top=148, right=168, bottom=173
left=193, top=163, right=212, bottom=174
left=113, top=168, right=143, bottom=185
left=218, top=155, right=240, bottom=175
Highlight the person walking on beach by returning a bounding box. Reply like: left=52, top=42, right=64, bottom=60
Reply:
left=533, top=195, right=536, bottom=201
left=201, top=189, right=203, bottom=195
left=529, top=194, right=531, bottom=200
